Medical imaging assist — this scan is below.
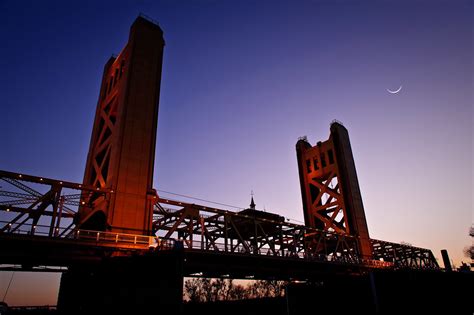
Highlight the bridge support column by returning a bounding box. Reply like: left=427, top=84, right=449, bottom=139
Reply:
left=57, top=252, right=183, bottom=314
left=286, top=271, right=473, bottom=314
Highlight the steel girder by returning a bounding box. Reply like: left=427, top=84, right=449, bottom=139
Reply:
left=153, top=198, right=361, bottom=264
left=0, top=170, right=109, bottom=237
left=371, top=239, right=439, bottom=269
left=0, top=170, right=439, bottom=270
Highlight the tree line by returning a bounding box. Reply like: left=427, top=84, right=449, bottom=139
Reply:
left=183, top=278, right=287, bottom=303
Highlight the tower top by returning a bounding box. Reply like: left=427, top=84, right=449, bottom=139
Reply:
left=138, top=13, right=160, bottom=26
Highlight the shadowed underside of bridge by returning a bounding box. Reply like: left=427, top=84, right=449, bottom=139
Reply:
left=2, top=231, right=470, bottom=315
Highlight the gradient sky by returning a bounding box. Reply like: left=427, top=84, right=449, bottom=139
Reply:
left=0, top=0, right=472, bottom=306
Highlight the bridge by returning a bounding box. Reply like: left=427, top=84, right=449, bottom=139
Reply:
left=0, top=169, right=437, bottom=273
left=2, top=15, right=470, bottom=315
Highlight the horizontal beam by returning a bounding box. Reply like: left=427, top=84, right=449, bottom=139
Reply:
left=0, top=169, right=111, bottom=193
left=0, top=205, right=75, bottom=218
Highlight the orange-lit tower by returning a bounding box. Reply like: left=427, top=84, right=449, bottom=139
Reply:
left=296, top=121, right=372, bottom=259
left=76, top=16, right=165, bottom=235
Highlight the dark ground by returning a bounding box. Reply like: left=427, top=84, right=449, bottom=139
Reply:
left=3, top=270, right=473, bottom=315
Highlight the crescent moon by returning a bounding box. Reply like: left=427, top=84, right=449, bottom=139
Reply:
left=387, top=85, right=402, bottom=94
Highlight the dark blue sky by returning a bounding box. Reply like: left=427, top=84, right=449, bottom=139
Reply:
left=0, top=0, right=472, bottom=305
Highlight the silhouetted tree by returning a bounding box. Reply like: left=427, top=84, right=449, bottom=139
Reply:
left=183, top=278, right=287, bottom=302
left=228, top=283, right=247, bottom=300
left=463, top=226, right=474, bottom=268
left=214, top=278, right=233, bottom=301
left=184, top=278, right=205, bottom=302
left=250, top=280, right=286, bottom=298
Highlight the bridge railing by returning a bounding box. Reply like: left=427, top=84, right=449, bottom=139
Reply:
left=147, top=238, right=365, bottom=266
left=70, top=230, right=175, bottom=250
left=362, top=259, right=395, bottom=269
left=0, top=219, right=164, bottom=249
left=71, top=229, right=152, bottom=247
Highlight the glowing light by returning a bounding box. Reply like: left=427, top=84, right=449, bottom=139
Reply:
left=292, top=280, right=307, bottom=284
left=387, top=85, right=403, bottom=94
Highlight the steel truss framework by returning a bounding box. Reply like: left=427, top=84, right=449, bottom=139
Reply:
left=0, top=170, right=109, bottom=237
left=298, top=138, right=349, bottom=234
left=371, top=239, right=439, bottom=269
left=153, top=198, right=361, bottom=265
left=0, top=170, right=438, bottom=270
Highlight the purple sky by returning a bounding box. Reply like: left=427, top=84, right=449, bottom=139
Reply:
left=0, top=0, right=472, bottom=306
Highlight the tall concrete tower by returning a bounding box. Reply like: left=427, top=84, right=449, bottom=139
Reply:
left=76, top=16, right=165, bottom=235
left=296, top=121, right=372, bottom=259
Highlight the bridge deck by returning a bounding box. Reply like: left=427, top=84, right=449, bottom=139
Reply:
left=0, top=231, right=389, bottom=280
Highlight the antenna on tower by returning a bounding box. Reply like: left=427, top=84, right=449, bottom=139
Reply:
left=249, top=190, right=256, bottom=209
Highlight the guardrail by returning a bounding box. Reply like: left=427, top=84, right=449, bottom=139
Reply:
left=0, top=221, right=175, bottom=250
left=71, top=229, right=152, bottom=246
left=362, top=259, right=395, bottom=269
left=71, top=229, right=177, bottom=250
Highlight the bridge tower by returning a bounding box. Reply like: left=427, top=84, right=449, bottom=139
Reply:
left=296, top=121, right=372, bottom=259
left=59, top=17, right=183, bottom=314
left=76, top=16, right=165, bottom=235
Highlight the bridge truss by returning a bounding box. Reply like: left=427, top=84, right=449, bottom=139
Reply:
left=0, top=170, right=438, bottom=270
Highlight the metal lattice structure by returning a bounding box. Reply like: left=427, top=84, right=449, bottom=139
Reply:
left=0, top=170, right=110, bottom=237
left=0, top=169, right=438, bottom=270
left=371, top=239, right=439, bottom=269
left=153, top=198, right=361, bottom=265
left=296, top=122, right=373, bottom=259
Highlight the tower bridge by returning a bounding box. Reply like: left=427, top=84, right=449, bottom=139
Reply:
left=0, top=169, right=436, bottom=271
left=1, top=15, right=471, bottom=315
